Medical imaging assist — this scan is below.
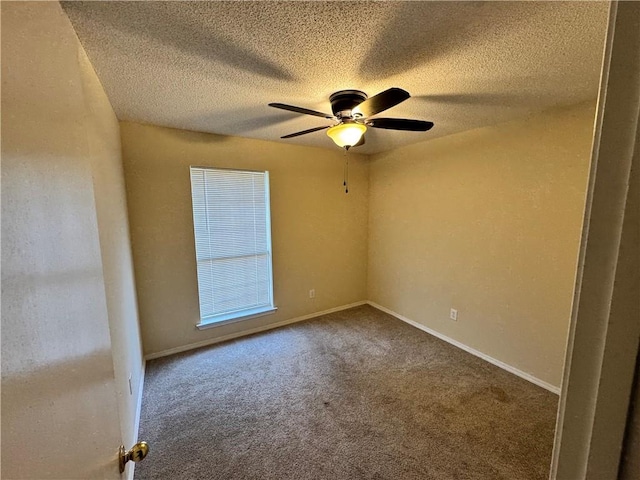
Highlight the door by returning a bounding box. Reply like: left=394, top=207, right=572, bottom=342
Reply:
left=1, top=2, right=123, bottom=478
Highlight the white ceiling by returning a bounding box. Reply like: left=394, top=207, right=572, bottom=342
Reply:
left=62, top=1, right=609, bottom=155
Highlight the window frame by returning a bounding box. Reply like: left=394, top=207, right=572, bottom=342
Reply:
left=189, top=166, right=277, bottom=330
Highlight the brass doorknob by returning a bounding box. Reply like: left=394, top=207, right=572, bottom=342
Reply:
left=119, top=441, right=149, bottom=473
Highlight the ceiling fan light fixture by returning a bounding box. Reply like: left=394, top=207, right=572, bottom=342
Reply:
left=326, top=123, right=367, bottom=149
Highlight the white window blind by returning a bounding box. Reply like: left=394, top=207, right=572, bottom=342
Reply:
left=190, top=167, right=275, bottom=325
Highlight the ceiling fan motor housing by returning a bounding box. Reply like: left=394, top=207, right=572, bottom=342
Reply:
left=329, top=90, right=368, bottom=118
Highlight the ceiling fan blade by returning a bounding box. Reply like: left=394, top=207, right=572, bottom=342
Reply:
left=281, top=125, right=331, bottom=139
left=269, top=103, right=334, bottom=119
left=353, top=88, right=410, bottom=117
left=367, top=118, right=434, bottom=131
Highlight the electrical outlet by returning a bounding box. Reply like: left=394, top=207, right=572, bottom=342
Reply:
left=309, top=289, right=315, bottom=299
left=450, top=308, right=458, bottom=321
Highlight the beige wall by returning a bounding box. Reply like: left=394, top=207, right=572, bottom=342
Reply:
left=120, top=122, right=369, bottom=356
left=367, top=103, right=596, bottom=388
left=1, top=2, right=141, bottom=477
left=78, top=49, right=144, bottom=455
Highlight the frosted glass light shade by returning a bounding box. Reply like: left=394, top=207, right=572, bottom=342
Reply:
left=326, top=123, right=367, bottom=148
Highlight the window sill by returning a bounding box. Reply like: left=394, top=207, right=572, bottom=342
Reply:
left=196, top=306, right=278, bottom=330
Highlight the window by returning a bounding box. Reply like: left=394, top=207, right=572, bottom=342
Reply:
left=189, top=167, right=275, bottom=328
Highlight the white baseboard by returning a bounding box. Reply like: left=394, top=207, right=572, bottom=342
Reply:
left=144, top=301, right=368, bottom=361
left=127, top=359, right=146, bottom=480
left=367, top=301, right=561, bottom=395
left=142, top=300, right=559, bottom=395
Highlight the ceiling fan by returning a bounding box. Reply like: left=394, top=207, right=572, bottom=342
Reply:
left=268, top=88, right=434, bottom=150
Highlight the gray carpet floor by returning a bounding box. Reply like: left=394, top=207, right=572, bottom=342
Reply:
left=135, top=305, right=558, bottom=479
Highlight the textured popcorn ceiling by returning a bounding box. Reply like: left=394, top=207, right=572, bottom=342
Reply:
left=62, top=1, right=609, bottom=154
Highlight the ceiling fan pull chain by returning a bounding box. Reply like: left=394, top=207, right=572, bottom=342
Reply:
left=343, top=149, right=347, bottom=187
left=345, top=156, right=349, bottom=194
